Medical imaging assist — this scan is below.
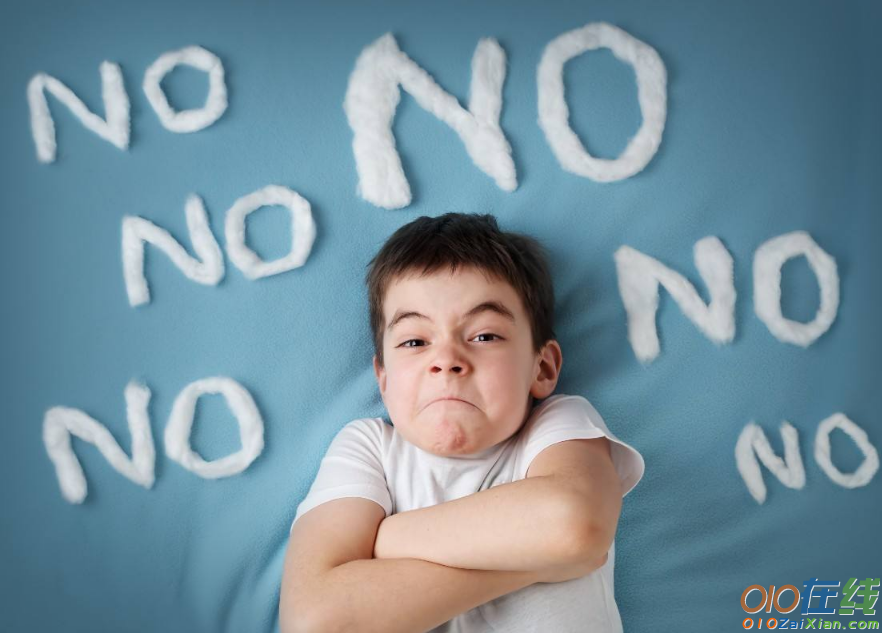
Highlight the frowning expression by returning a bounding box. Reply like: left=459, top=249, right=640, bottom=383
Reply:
left=372, top=266, right=561, bottom=457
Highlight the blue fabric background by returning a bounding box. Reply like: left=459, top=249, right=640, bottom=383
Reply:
left=1, top=0, right=879, bottom=631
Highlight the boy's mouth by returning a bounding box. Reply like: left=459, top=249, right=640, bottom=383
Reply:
left=425, top=396, right=474, bottom=409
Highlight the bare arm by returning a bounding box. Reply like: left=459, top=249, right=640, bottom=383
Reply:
left=283, top=439, right=613, bottom=632
left=306, top=557, right=539, bottom=633
left=281, top=497, right=541, bottom=633
left=373, top=474, right=584, bottom=572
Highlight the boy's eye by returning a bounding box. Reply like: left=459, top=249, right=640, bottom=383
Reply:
left=473, top=333, right=501, bottom=342
left=397, top=334, right=501, bottom=348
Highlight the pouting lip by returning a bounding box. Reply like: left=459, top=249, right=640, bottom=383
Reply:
left=424, top=396, right=474, bottom=410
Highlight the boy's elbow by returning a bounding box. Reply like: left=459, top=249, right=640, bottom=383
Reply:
left=581, top=520, right=617, bottom=562
left=278, top=600, right=304, bottom=633
left=279, top=603, right=326, bottom=633
left=280, top=586, right=332, bottom=633
left=561, top=496, right=620, bottom=563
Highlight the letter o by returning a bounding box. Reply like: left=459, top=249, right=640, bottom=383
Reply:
left=143, top=45, right=228, bottom=132
left=814, top=413, right=880, bottom=488
left=163, top=376, right=264, bottom=478
left=753, top=230, right=839, bottom=347
left=538, top=22, right=667, bottom=182
left=741, top=585, right=767, bottom=614
left=224, top=185, right=316, bottom=280
left=774, top=585, right=800, bottom=614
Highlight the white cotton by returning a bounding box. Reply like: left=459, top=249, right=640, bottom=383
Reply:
left=613, top=236, right=735, bottom=364
left=163, top=376, right=264, bottom=479
left=537, top=22, right=667, bottom=182
left=121, top=194, right=224, bottom=307
left=735, top=421, right=806, bottom=505
left=753, top=230, right=839, bottom=347
left=224, top=184, right=316, bottom=280
left=42, top=381, right=155, bottom=504
left=143, top=45, right=227, bottom=133
left=814, top=413, right=879, bottom=489
left=343, top=33, right=516, bottom=209
left=27, top=61, right=130, bottom=164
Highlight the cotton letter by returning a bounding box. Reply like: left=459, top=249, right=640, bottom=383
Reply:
left=614, top=236, right=735, bottom=363
left=224, top=185, right=316, bottom=280
left=163, top=377, right=265, bottom=478
left=143, top=45, right=227, bottom=133
left=538, top=22, right=666, bottom=181
left=814, top=413, right=878, bottom=489
left=753, top=230, right=839, bottom=347
left=344, top=33, right=516, bottom=209
left=122, top=194, right=225, bottom=307
left=735, top=421, right=806, bottom=505
left=43, top=381, right=155, bottom=504
left=28, top=61, right=130, bottom=163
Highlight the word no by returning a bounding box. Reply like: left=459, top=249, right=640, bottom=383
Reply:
left=28, top=23, right=668, bottom=209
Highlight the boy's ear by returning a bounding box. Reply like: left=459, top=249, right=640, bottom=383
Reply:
left=373, top=355, right=387, bottom=395
left=530, top=339, right=562, bottom=400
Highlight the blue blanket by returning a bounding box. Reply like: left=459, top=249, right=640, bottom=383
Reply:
left=2, top=0, right=879, bottom=630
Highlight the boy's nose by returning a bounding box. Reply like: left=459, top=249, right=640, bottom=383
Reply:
left=429, top=341, right=470, bottom=374
left=431, top=364, right=463, bottom=374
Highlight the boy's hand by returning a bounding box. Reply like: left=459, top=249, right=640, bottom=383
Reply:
left=532, top=551, right=608, bottom=585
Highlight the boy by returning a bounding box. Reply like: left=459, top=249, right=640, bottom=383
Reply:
left=280, top=213, right=645, bottom=633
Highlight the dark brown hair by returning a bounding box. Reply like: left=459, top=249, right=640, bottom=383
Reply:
left=366, top=212, right=556, bottom=368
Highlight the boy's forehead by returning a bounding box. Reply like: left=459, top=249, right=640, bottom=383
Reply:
left=382, top=267, right=523, bottom=320
left=387, top=266, right=508, bottom=296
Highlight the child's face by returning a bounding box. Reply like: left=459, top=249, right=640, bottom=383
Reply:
left=373, top=266, right=562, bottom=457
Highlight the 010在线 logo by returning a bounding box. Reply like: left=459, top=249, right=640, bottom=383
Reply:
left=741, top=578, right=879, bottom=629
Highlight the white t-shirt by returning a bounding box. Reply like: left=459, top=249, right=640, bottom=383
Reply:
left=290, top=393, right=646, bottom=633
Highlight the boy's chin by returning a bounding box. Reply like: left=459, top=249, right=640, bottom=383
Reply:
left=405, top=421, right=474, bottom=456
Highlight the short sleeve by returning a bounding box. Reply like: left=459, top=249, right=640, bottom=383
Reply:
left=290, top=417, right=393, bottom=534
left=517, top=394, right=645, bottom=497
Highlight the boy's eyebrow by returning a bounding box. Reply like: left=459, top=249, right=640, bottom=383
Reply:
left=387, top=300, right=516, bottom=332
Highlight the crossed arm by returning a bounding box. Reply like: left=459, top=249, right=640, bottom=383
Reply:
left=374, top=472, right=596, bottom=570
left=281, top=438, right=621, bottom=633
left=373, top=436, right=621, bottom=572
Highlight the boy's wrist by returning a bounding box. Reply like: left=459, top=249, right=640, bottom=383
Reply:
left=372, top=514, right=391, bottom=559
left=373, top=513, right=408, bottom=560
